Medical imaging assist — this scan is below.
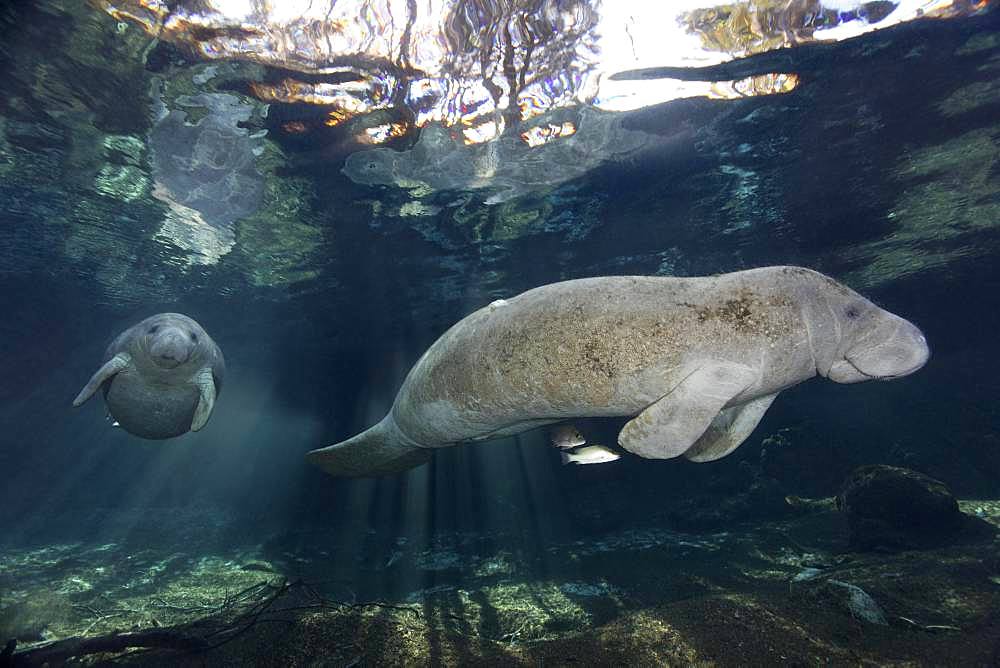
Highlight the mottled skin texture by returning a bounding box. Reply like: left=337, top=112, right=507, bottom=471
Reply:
left=396, top=273, right=804, bottom=444
left=307, top=267, right=929, bottom=477
left=72, top=313, right=225, bottom=440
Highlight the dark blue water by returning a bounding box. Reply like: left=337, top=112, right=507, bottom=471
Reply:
left=1, top=1, right=998, bottom=664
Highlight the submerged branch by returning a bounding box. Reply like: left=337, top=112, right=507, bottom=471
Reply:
left=9, top=629, right=210, bottom=666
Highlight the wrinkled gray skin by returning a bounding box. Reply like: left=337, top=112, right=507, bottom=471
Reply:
left=307, top=267, right=929, bottom=477
left=72, top=313, right=225, bottom=439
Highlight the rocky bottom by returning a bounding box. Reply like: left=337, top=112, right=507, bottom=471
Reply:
left=2, top=500, right=999, bottom=666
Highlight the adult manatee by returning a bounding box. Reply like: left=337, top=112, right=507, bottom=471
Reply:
left=72, top=313, right=225, bottom=439
left=307, top=267, right=928, bottom=477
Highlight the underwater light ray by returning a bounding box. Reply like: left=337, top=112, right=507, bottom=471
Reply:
left=359, top=475, right=398, bottom=594
left=396, top=455, right=432, bottom=597
left=455, top=438, right=486, bottom=530
left=336, top=475, right=379, bottom=587
left=199, top=369, right=326, bottom=526
left=511, top=431, right=564, bottom=575
left=114, top=443, right=198, bottom=543
left=7, top=411, right=118, bottom=543
left=416, top=454, right=441, bottom=591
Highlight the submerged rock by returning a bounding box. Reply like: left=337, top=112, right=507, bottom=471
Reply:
left=836, top=465, right=962, bottom=551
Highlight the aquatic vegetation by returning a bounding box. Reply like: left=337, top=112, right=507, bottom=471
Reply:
left=843, top=125, right=1000, bottom=286
left=94, top=134, right=150, bottom=204
left=397, top=201, right=440, bottom=218
left=938, top=79, right=1000, bottom=116
left=955, top=28, right=1000, bottom=55
left=433, top=581, right=595, bottom=643
left=559, top=581, right=618, bottom=597
left=0, top=591, right=75, bottom=642
left=233, top=173, right=325, bottom=288
left=93, top=163, right=148, bottom=202
left=0, top=541, right=281, bottom=643
left=5, top=499, right=999, bottom=664
left=471, top=552, right=517, bottom=578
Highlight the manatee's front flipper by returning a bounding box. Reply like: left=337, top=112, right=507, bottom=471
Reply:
left=683, top=393, right=778, bottom=462
left=72, top=353, right=132, bottom=407
left=190, top=367, right=217, bottom=431
left=618, top=362, right=758, bottom=459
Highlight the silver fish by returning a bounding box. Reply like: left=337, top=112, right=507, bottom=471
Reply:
left=560, top=444, right=621, bottom=465
left=550, top=424, right=586, bottom=450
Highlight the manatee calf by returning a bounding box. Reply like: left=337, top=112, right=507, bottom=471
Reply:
left=73, top=313, right=225, bottom=439
left=307, top=266, right=929, bottom=477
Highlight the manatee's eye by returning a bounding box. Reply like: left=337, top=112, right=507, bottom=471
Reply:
left=190, top=332, right=198, bottom=342
left=148, top=325, right=160, bottom=334
left=845, top=306, right=860, bottom=320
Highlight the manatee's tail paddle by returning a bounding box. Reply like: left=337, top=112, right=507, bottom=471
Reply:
left=305, top=417, right=433, bottom=478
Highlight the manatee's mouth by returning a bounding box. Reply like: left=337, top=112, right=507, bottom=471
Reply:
left=153, top=356, right=184, bottom=369
left=841, top=353, right=926, bottom=381
left=838, top=319, right=931, bottom=383
left=826, top=358, right=898, bottom=383
left=839, top=358, right=886, bottom=380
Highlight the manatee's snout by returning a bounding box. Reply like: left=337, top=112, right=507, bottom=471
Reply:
left=148, top=327, right=195, bottom=368
left=874, top=319, right=930, bottom=377
left=830, top=316, right=929, bottom=383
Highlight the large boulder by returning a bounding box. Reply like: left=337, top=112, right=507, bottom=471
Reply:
left=836, top=465, right=963, bottom=550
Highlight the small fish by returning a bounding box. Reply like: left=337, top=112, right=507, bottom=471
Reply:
left=550, top=424, right=586, bottom=450
left=560, top=445, right=621, bottom=465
